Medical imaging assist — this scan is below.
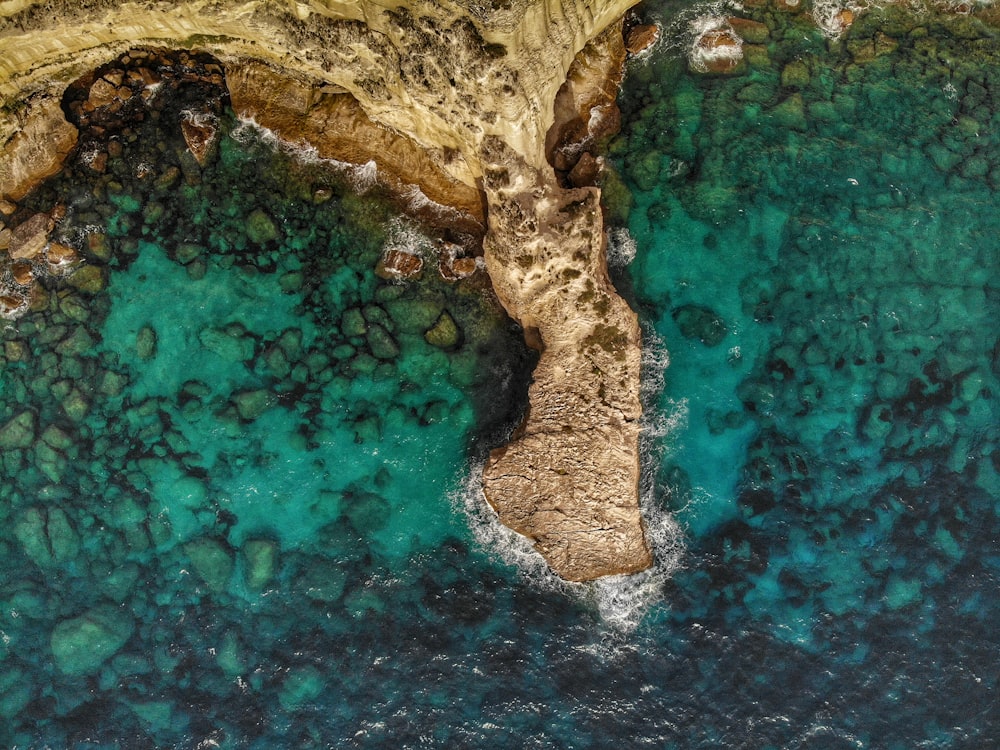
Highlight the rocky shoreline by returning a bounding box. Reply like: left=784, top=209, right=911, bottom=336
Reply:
left=0, top=0, right=653, bottom=581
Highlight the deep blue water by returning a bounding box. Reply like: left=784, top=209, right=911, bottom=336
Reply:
left=0, top=2, right=998, bottom=748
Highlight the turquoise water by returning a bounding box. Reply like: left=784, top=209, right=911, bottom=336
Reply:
left=1, top=4, right=999, bottom=747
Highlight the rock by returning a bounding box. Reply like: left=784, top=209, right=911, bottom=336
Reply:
left=366, top=324, right=399, bottom=360
left=61, top=389, right=89, bottom=421
left=183, top=537, right=234, bottom=593
left=175, top=243, right=204, bottom=264
left=376, top=248, right=423, bottom=280
left=87, top=232, right=113, bottom=261
left=180, top=111, right=219, bottom=166
left=66, top=264, right=106, bottom=294
left=0, top=98, right=78, bottom=202
left=199, top=327, right=254, bottom=362
left=480, top=141, right=652, bottom=582
left=771, top=93, right=807, bottom=131
left=0, top=410, right=35, bottom=449
left=242, top=539, right=277, bottom=591
left=424, top=311, right=461, bottom=349
left=691, top=26, right=745, bottom=75
left=136, top=326, right=157, bottom=360
left=14, top=508, right=53, bottom=566
left=233, top=389, right=274, bottom=421
left=672, top=304, right=727, bottom=346
left=440, top=253, right=479, bottom=280
left=246, top=208, right=279, bottom=245
left=10, top=261, right=33, bottom=287
left=46, top=242, right=78, bottom=272
left=51, top=605, right=134, bottom=676
left=8, top=212, right=53, bottom=260
left=279, top=666, right=325, bottom=711
left=0, top=291, right=28, bottom=319
left=781, top=60, right=811, bottom=89
left=567, top=151, right=600, bottom=187
left=45, top=508, right=80, bottom=562
left=728, top=17, right=769, bottom=44
left=88, top=78, right=119, bottom=108
left=625, top=24, right=659, bottom=55
left=340, top=307, right=367, bottom=337
left=849, top=32, right=899, bottom=63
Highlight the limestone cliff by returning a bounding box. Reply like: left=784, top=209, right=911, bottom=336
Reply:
left=0, top=0, right=653, bottom=581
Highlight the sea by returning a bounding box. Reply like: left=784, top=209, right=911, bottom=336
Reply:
left=0, top=0, right=997, bottom=747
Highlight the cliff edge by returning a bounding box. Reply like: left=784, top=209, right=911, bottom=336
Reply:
left=0, top=0, right=653, bottom=581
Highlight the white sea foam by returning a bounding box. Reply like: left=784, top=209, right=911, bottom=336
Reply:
left=232, top=116, right=378, bottom=193
left=456, top=441, right=686, bottom=635
left=180, top=108, right=218, bottom=129
left=378, top=217, right=436, bottom=282
left=606, top=227, right=637, bottom=269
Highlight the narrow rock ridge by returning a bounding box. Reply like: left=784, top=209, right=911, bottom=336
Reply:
left=0, top=0, right=653, bottom=581
left=481, top=137, right=651, bottom=581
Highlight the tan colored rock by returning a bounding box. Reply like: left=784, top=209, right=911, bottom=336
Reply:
left=547, top=21, right=627, bottom=177
left=0, top=290, right=28, bottom=319
left=10, top=261, right=34, bottom=286
left=46, top=241, right=78, bottom=272
left=88, top=78, right=119, bottom=108
left=480, top=138, right=651, bottom=582
left=180, top=111, right=219, bottom=166
left=8, top=212, right=53, bottom=260
left=625, top=24, right=659, bottom=54
left=0, top=97, right=78, bottom=202
left=227, top=62, right=486, bottom=227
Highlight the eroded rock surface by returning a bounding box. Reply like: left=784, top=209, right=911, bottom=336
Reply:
left=480, top=139, right=651, bottom=581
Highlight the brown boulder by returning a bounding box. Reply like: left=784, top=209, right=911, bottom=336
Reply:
left=625, top=24, right=660, bottom=55
left=10, top=261, right=34, bottom=286
left=181, top=112, right=219, bottom=166
left=0, top=99, right=78, bottom=202
left=376, top=249, right=423, bottom=280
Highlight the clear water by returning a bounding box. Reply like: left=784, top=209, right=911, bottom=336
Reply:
left=1, top=3, right=998, bottom=747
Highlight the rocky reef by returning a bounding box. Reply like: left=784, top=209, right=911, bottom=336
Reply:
left=0, top=0, right=652, bottom=580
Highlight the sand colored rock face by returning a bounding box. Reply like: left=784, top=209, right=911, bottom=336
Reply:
left=0, top=0, right=653, bottom=581
left=480, top=138, right=652, bottom=581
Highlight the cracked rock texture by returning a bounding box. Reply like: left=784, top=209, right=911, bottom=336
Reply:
left=481, top=138, right=651, bottom=581
left=0, top=0, right=652, bottom=581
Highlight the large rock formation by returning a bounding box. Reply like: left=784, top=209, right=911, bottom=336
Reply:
left=0, top=0, right=653, bottom=581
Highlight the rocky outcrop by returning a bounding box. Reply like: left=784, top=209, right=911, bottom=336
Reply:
left=225, top=62, right=486, bottom=227
left=0, top=0, right=652, bottom=581
left=480, top=138, right=651, bottom=581
left=0, top=97, right=77, bottom=202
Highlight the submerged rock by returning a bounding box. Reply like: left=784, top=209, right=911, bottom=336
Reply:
left=424, top=310, right=461, bottom=349
left=0, top=410, right=35, bottom=449
left=183, top=537, right=234, bottom=593
left=242, top=539, right=277, bottom=591
left=51, top=605, right=134, bottom=676
left=672, top=304, right=727, bottom=346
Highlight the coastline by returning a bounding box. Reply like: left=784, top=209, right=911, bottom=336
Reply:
left=0, top=0, right=653, bottom=581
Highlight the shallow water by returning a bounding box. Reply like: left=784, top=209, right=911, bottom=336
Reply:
left=1, top=3, right=998, bottom=747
